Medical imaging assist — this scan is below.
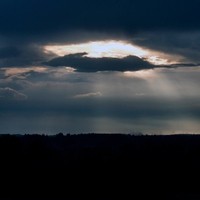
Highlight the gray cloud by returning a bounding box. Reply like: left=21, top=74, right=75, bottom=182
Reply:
left=0, top=66, right=199, bottom=134
left=0, top=87, right=27, bottom=101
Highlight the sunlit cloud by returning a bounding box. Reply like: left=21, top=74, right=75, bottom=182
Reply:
left=2, top=66, right=75, bottom=77
left=146, top=56, right=170, bottom=65
left=124, top=69, right=158, bottom=79
left=44, top=40, right=147, bottom=58
left=48, top=67, right=76, bottom=79
left=44, top=40, right=179, bottom=66
left=74, top=92, right=102, bottom=99
left=3, top=67, right=48, bottom=77
left=65, top=67, right=76, bottom=73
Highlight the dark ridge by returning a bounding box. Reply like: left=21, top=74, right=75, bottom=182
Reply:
left=1, top=133, right=200, bottom=199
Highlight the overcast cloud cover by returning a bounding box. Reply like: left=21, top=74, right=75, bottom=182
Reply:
left=0, top=0, right=200, bottom=134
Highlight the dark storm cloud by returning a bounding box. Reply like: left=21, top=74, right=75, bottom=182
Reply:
left=132, top=32, right=200, bottom=63
left=44, top=53, right=156, bottom=72
left=0, top=46, right=20, bottom=59
left=0, top=0, right=200, bottom=37
left=0, top=44, right=54, bottom=67
left=0, top=0, right=200, bottom=67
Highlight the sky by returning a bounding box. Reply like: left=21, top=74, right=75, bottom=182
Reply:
left=0, top=0, right=200, bottom=134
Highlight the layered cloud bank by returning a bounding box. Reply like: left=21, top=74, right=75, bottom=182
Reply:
left=0, top=0, right=200, bottom=134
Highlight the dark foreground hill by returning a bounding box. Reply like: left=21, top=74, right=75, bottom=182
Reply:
left=1, top=133, right=200, bottom=199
